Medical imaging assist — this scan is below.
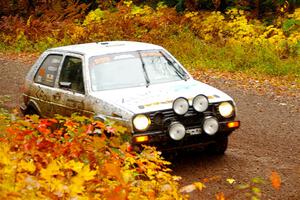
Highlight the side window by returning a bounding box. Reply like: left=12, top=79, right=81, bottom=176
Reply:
left=34, top=54, right=62, bottom=87
left=59, top=56, right=85, bottom=94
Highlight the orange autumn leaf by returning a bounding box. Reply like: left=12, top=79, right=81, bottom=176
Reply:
left=93, top=121, right=106, bottom=129
left=105, top=186, right=127, bottom=200
left=203, top=175, right=221, bottom=183
left=270, top=171, right=281, bottom=190
left=104, top=162, right=122, bottom=181
left=85, top=124, right=94, bottom=134
left=216, top=192, right=226, bottom=200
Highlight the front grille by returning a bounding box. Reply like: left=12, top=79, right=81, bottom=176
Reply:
left=133, top=101, right=236, bottom=133
left=145, top=104, right=218, bottom=132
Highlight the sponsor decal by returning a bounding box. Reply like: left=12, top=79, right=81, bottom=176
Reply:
left=143, top=99, right=173, bottom=108
left=47, top=66, right=58, bottom=72
left=113, top=54, right=135, bottom=60
left=93, top=57, right=111, bottom=65
left=38, top=68, right=46, bottom=76
left=45, top=74, right=54, bottom=83
left=141, top=52, right=161, bottom=57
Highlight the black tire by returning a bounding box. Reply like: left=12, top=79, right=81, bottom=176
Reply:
left=208, top=137, right=228, bottom=155
left=25, top=107, right=39, bottom=116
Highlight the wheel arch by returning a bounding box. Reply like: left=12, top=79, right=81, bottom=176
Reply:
left=25, top=100, right=41, bottom=115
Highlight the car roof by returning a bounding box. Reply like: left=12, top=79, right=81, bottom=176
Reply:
left=47, top=41, right=163, bottom=57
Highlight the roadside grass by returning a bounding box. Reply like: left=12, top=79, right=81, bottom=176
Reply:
left=1, top=30, right=299, bottom=85
left=163, top=31, right=300, bottom=82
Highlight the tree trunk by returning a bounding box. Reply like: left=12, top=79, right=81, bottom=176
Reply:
left=26, top=0, right=35, bottom=14
left=254, top=0, right=262, bottom=19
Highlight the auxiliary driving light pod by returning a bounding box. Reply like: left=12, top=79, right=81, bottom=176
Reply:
left=193, top=94, right=209, bottom=112
left=203, top=117, right=219, bottom=135
left=173, top=97, right=189, bottom=115
left=169, top=122, right=186, bottom=140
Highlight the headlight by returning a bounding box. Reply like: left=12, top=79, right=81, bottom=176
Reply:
left=133, top=114, right=151, bottom=131
left=218, top=102, right=234, bottom=118
left=173, top=97, right=189, bottom=115
left=193, top=94, right=209, bottom=112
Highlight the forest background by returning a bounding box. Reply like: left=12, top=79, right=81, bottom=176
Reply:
left=1, top=0, right=300, bottom=80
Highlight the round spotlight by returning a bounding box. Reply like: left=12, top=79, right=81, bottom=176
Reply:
left=218, top=102, right=234, bottom=118
left=173, top=97, right=189, bottom=115
left=169, top=122, right=186, bottom=140
left=203, top=117, right=219, bottom=135
left=133, top=114, right=151, bottom=131
left=193, top=94, right=209, bottom=112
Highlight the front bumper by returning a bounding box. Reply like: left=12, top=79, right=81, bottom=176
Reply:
left=132, top=120, right=240, bottom=151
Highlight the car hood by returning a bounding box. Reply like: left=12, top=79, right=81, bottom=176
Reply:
left=91, top=79, right=233, bottom=114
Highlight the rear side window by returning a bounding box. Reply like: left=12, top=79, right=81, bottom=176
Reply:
left=34, top=54, right=62, bottom=87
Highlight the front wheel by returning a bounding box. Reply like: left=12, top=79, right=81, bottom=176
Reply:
left=207, top=137, right=228, bottom=155
left=24, top=107, right=39, bottom=116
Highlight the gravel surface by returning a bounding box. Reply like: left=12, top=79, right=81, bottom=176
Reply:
left=0, top=54, right=299, bottom=199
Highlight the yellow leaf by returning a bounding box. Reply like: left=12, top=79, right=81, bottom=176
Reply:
left=114, top=125, right=127, bottom=134
left=172, top=176, right=182, bottom=181
left=40, top=160, right=63, bottom=180
left=70, top=176, right=85, bottom=195
left=66, top=160, right=84, bottom=173
left=77, top=165, right=97, bottom=181
left=122, top=170, right=134, bottom=184
left=0, top=144, right=12, bottom=165
left=18, top=159, right=36, bottom=173
left=194, top=182, right=206, bottom=191
left=226, top=178, right=235, bottom=184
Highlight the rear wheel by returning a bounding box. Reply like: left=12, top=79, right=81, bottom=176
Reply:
left=208, top=137, right=228, bottom=155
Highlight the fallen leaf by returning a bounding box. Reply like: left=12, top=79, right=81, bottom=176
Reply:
left=279, top=103, right=287, bottom=106
left=226, top=178, right=235, bottom=184
left=270, top=171, right=281, bottom=190
left=180, top=184, right=196, bottom=193
left=194, top=182, right=206, bottom=191
left=215, top=192, right=226, bottom=200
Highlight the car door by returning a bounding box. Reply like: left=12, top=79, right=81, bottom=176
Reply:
left=31, top=53, right=63, bottom=117
left=52, top=54, right=92, bottom=117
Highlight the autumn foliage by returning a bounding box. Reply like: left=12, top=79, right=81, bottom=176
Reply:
left=0, top=103, right=282, bottom=200
left=0, top=113, right=187, bottom=199
left=0, top=1, right=299, bottom=79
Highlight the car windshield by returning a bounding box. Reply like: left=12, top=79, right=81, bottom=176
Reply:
left=89, top=50, right=187, bottom=91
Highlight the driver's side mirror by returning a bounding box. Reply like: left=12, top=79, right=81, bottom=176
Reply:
left=59, top=81, right=72, bottom=89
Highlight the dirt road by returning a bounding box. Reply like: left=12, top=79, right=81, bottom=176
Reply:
left=0, top=54, right=299, bottom=199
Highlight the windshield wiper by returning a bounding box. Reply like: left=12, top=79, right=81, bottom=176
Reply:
left=160, top=51, right=188, bottom=81
left=138, top=51, right=150, bottom=87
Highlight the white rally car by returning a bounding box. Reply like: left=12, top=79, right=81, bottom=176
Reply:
left=21, top=41, right=240, bottom=153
